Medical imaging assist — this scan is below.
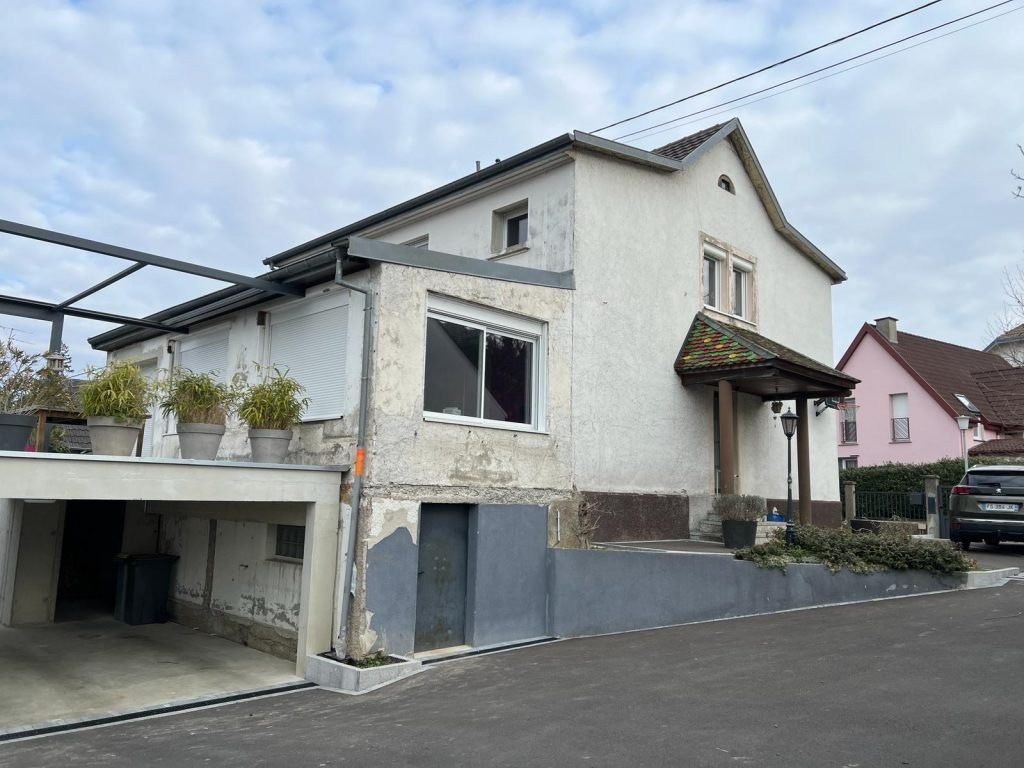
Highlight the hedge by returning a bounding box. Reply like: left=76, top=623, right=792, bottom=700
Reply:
left=838, top=456, right=1024, bottom=494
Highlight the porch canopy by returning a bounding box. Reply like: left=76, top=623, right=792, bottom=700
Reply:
left=674, top=313, right=858, bottom=523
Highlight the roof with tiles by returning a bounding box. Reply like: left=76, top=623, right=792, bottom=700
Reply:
left=652, top=123, right=727, bottom=162
left=968, top=436, right=1024, bottom=456
left=971, top=367, right=1024, bottom=429
left=674, top=313, right=854, bottom=383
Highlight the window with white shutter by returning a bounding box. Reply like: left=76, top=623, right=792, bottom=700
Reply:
left=178, top=330, right=230, bottom=381
left=138, top=361, right=158, bottom=457
left=268, top=291, right=348, bottom=422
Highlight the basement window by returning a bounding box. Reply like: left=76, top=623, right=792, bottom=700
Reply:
left=423, top=295, right=545, bottom=431
left=274, top=525, right=305, bottom=560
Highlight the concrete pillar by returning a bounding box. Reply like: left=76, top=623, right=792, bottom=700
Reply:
left=842, top=481, right=856, bottom=528
left=719, top=380, right=736, bottom=495
left=796, top=397, right=811, bottom=525
left=923, top=474, right=940, bottom=538
left=0, top=499, right=23, bottom=626
left=296, top=497, right=340, bottom=678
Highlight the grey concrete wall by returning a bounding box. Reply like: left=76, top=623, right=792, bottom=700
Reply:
left=466, top=504, right=548, bottom=647
left=11, top=501, right=64, bottom=625
left=547, top=548, right=963, bottom=638
left=363, top=525, right=419, bottom=656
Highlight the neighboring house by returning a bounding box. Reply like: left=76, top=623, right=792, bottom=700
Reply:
left=11, top=118, right=854, bottom=663
left=836, top=317, right=1024, bottom=468
left=985, top=322, right=1024, bottom=366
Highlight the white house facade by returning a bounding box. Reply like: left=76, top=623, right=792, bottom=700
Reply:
left=6, top=119, right=853, bottom=665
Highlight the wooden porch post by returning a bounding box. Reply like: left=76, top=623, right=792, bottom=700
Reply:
left=719, top=380, right=735, bottom=495
left=796, top=397, right=811, bottom=524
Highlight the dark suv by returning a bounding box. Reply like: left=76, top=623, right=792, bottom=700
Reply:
left=949, top=465, right=1024, bottom=550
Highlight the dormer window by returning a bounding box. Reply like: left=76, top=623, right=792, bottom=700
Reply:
left=718, top=175, right=734, bottom=194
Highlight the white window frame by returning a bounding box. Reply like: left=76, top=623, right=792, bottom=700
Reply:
left=731, top=257, right=752, bottom=319
left=423, top=294, right=547, bottom=433
left=701, top=238, right=756, bottom=324
left=491, top=200, right=529, bottom=255
left=974, top=421, right=985, bottom=442
left=264, top=288, right=349, bottom=423
left=703, top=244, right=725, bottom=309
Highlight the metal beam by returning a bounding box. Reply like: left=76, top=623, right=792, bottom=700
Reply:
left=0, top=294, right=187, bottom=334
left=0, top=218, right=303, bottom=297
left=58, top=262, right=146, bottom=308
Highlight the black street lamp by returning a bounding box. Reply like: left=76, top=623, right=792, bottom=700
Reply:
left=780, top=408, right=799, bottom=546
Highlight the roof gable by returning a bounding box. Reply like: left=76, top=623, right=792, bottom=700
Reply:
left=838, top=322, right=1014, bottom=425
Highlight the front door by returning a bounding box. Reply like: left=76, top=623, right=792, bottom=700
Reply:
left=414, top=504, right=469, bottom=653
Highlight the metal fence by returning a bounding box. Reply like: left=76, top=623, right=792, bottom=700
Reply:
left=855, top=491, right=926, bottom=521
left=891, top=417, right=911, bottom=442
left=841, top=421, right=857, bottom=443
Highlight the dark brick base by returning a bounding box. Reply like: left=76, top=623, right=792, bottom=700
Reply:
left=580, top=491, right=690, bottom=542
left=765, top=499, right=842, bottom=529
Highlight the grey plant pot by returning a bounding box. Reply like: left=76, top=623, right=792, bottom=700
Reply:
left=178, top=422, right=226, bottom=460
left=721, top=519, right=758, bottom=549
left=249, top=428, right=293, bottom=464
left=0, top=414, right=37, bottom=451
left=87, top=415, right=142, bottom=456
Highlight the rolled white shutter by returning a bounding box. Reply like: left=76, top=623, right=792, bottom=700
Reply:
left=178, top=333, right=230, bottom=381
left=269, top=296, right=348, bottom=421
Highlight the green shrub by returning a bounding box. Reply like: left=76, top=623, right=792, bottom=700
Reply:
left=839, top=457, right=1023, bottom=494
left=79, top=361, right=151, bottom=422
left=713, top=494, right=765, bottom=521
left=160, top=369, right=238, bottom=425
left=237, top=367, right=308, bottom=430
left=734, top=525, right=974, bottom=575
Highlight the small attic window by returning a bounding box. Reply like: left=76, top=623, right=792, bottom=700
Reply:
left=718, top=175, right=734, bottom=194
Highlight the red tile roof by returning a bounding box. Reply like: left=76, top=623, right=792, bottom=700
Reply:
left=968, top=436, right=1024, bottom=456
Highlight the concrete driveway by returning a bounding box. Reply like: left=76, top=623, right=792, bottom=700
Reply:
left=4, top=584, right=1024, bottom=767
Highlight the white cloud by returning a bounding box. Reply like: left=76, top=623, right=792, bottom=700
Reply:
left=0, top=0, right=1021, bottom=368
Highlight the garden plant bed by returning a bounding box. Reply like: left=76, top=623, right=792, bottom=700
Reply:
left=305, top=651, right=422, bottom=695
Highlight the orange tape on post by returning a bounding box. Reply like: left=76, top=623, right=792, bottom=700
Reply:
left=354, top=446, right=365, bottom=476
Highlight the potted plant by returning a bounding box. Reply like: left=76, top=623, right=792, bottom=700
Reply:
left=714, top=493, right=765, bottom=549
left=237, top=367, right=308, bottom=464
left=79, top=360, right=152, bottom=456
left=160, top=368, right=238, bottom=460
left=0, top=336, right=77, bottom=450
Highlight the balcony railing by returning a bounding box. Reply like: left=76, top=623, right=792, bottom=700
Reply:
left=891, top=417, right=911, bottom=442
left=841, top=421, right=857, bottom=443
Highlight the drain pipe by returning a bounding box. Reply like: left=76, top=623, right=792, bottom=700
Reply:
left=333, top=246, right=372, bottom=656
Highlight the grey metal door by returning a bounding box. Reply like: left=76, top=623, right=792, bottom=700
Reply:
left=415, top=505, right=469, bottom=652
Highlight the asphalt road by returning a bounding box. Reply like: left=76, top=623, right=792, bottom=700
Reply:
left=3, top=584, right=1024, bottom=767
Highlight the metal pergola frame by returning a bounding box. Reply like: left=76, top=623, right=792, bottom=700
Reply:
left=0, top=218, right=303, bottom=354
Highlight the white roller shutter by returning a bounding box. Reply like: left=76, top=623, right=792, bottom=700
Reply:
left=138, top=361, right=158, bottom=457
left=269, top=293, right=348, bottom=421
left=178, top=331, right=230, bottom=381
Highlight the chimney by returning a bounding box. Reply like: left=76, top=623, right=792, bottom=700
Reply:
left=875, top=316, right=899, bottom=343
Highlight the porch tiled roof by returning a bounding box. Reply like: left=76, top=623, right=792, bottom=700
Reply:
left=968, top=436, right=1024, bottom=456
left=675, top=313, right=853, bottom=383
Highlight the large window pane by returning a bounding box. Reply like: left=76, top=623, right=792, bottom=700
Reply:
left=703, top=257, right=717, bottom=307
left=483, top=333, right=533, bottom=424
left=424, top=318, right=481, bottom=417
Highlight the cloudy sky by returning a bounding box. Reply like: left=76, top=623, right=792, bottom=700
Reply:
left=0, top=0, right=1021, bottom=370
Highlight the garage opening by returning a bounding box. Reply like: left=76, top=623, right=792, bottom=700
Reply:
left=55, top=500, right=125, bottom=622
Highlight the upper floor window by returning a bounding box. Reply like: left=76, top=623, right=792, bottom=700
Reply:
left=974, top=420, right=985, bottom=442
left=890, top=393, right=910, bottom=442
left=840, top=398, right=857, bottom=444
left=403, top=235, right=429, bottom=249
left=424, top=295, right=545, bottom=431
left=718, top=175, right=734, bottom=194
left=702, top=240, right=754, bottom=322
left=266, top=290, right=349, bottom=422
left=492, top=201, right=529, bottom=253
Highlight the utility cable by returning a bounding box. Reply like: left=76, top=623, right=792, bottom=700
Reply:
left=622, top=4, right=1023, bottom=145
left=591, top=0, right=948, bottom=133
left=613, top=0, right=1020, bottom=143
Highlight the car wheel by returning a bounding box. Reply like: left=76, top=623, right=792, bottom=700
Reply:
left=984, top=536, right=1000, bottom=547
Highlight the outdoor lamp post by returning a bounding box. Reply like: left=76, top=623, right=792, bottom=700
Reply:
left=956, top=415, right=970, bottom=474
left=780, top=408, right=799, bottom=546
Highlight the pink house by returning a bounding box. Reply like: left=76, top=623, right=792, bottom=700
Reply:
left=835, top=317, right=1023, bottom=467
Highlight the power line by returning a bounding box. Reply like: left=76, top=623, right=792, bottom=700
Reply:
left=625, top=4, right=1024, bottom=144
left=591, top=0, right=950, bottom=134
left=614, top=0, right=1021, bottom=143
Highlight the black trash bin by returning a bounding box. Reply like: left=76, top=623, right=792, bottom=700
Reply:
left=113, top=553, right=179, bottom=625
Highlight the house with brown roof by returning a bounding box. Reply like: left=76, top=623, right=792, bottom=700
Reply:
left=5, top=118, right=855, bottom=668
left=985, top=322, right=1024, bottom=366
left=836, top=317, right=1024, bottom=468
